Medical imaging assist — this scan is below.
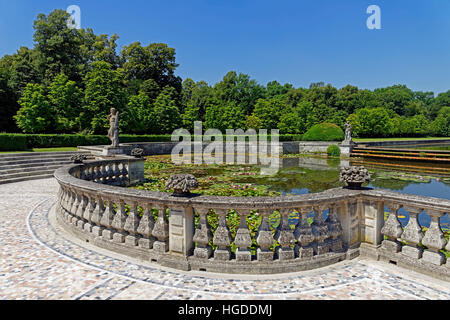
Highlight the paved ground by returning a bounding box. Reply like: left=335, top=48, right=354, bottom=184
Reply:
left=0, top=178, right=449, bottom=300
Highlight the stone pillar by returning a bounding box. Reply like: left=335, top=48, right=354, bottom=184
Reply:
left=256, top=209, right=275, bottom=261
left=275, top=208, right=295, bottom=260
left=169, top=206, right=195, bottom=257
left=381, top=203, right=403, bottom=253
left=193, top=208, right=213, bottom=259
left=421, top=210, right=447, bottom=266
left=337, top=200, right=360, bottom=250
left=213, top=209, right=232, bottom=261
left=234, top=209, right=253, bottom=261
left=362, top=199, right=384, bottom=246
left=127, top=159, right=145, bottom=186
left=294, top=207, right=314, bottom=258
left=400, top=206, right=424, bottom=259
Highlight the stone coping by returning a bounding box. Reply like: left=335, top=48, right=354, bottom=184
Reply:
left=54, top=160, right=450, bottom=212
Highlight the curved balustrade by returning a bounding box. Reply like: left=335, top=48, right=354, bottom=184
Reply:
left=54, top=159, right=450, bottom=277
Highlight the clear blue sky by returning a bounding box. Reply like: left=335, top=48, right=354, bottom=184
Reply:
left=0, top=0, right=449, bottom=94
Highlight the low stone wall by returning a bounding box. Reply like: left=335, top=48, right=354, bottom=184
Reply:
left=357, top=139, right=450, bottom=148
left=298, top=141, right=341, bottom=153
left=54, top=158, right=450, bottom=278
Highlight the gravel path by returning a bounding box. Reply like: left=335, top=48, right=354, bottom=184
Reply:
left=0, top=178, right=449, bottom=300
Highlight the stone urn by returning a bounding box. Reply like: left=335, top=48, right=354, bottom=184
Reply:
left=165, top=174, right=199, bottom=197
left=70, top=154, right=87, bottom=164
left=339, top=166, right=370, bottom=189
left=131, top=147, right=144, bottom=158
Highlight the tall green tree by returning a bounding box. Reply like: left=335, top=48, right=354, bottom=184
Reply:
left=14, top=83, right=52, bottom=133
left=82, top=61, right=126, bottom=133
left=48, top=73, right=82, bottom=132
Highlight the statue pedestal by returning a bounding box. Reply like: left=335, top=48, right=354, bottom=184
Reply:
left=340, top=140, right=355, bottom=155
left=102, top=146, right=126, bottom=156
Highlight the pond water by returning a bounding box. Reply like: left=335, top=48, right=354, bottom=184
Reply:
left=141, top=154, right=450, bottom=229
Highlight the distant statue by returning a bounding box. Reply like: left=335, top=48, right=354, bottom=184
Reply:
left=107, top=108, right=120, bottom=147
left=344, top=122, right=352, bottom=142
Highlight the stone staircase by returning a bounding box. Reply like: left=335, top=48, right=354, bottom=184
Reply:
left=0, top=151, right=93, bottom=185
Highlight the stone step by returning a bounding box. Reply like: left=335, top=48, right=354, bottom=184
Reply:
left=0, top=157, right=81, bottom=166
left=0, top=163, right=68, bottom=175
left=0, top=151, right=88, bottom=159
left=0, top=169, right=56, bottom=180
left=0, top=160, right=74, bottom=170
left=0, top=173, right=55, bottom=185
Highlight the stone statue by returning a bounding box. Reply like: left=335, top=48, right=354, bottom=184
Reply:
left=344, top=122, right=352, bottom=142
left=107, top=108, right=120, bottom=147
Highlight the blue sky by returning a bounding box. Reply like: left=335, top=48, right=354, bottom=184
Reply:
left=0, top=0, right=449, bottom=93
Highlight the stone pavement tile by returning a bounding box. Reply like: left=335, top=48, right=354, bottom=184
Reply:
left=1, top=178, right=449, bottom=300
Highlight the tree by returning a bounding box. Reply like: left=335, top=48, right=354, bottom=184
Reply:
left=0, top=63, right=20, bottom=132
left=205, top=101, right=245, bottom=131
left=252, top=96, right=285, bottom=129
left=82, top=61, right=126, bottom=133
left=14, top=83, right=52, bottom=133
left=33, top=9, right=85, bottom=84
left=430, top=107, right=450, bottom=136
left=152, top=86, right=182, bottom=133
left=48, top=73, right=82, bottom=132
left=374, top=85, right=414, bottom=116
left=123, top=91, right=154, bottom=134
left=121, top=42, right=181, bottom=91
left=347, top=107, right=392, bottom=137
left=214, top=71, right=265, bottom=115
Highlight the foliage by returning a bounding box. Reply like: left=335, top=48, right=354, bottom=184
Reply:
left=327, top=144, right=341, bottom=157
left=14, top=83, right=52, bottom=133
left=302, top=123, right=344, bottom=141
left=0, top=9, right=448, bottom=139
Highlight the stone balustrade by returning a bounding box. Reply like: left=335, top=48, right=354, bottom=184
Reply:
left=54, top=159, right=450, bottom=278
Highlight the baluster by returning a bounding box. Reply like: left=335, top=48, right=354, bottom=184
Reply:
left=274, top=208, right=295, bottom=260
left=193, top=208, right=213, bottom=259
left=121, top=163, right=128, bottom=183
left=381, top=203, right=403, bottom=253
left=421, top=210, right=447, bottom=265
left=213, top=209, right=232, bottom=260
left=294, top=207, right=314, bottom=258
left=124, top=201, right=141, bottom=246
left=311, top=206, right=330, bottom=255
left=256, top=209, right=275, bottom=261
left=401, top=206, right=424, bottom=259
left=100, top=164, right=107, bottom=184
left=234, top=209, right=253, bottom=261
left=75, top=194, right=88, bottom=229
left=66, top=190, right=76, bottom=223
left=137, top=203, right=155, bottom=249
left=83, top=195, right=96, bottom=232
left=101, top=199, right=115, bottom=240
left=92, top=166, right=100, bottom=182
left=152, top=205, right=169, bottom=252
left=326, top=203, right=344, bottom=252
left=91, top=195, right=105, bottom=236
left=113, top=162, right=121, bottom=184
left=111, top=199, right=127, bottom=243
left=106, top=163, right=114, bottom=183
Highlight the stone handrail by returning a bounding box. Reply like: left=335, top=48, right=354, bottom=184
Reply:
left=54, top=159, right=450, bottom=278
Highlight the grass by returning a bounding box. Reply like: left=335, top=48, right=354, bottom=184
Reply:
left=354, top=137, right=450, bottom=142
left=0, top=147, right=78, bottom=154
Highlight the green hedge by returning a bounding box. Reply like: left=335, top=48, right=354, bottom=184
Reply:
left=327, top=144, right=341, bottom=157
left=302, top=123, right=344, bottom=141
left=0, top=133, right=304, bottom=151
left=0, top=134, right=28, bottom=151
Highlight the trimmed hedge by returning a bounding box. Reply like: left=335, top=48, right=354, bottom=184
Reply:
left=0, top=133, right=304, bottom=151
left=0, top=134, right=28, bottom=151
left=327, top=144, right=341, bottom=157
left=302, top=123, right=344, bottom=141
